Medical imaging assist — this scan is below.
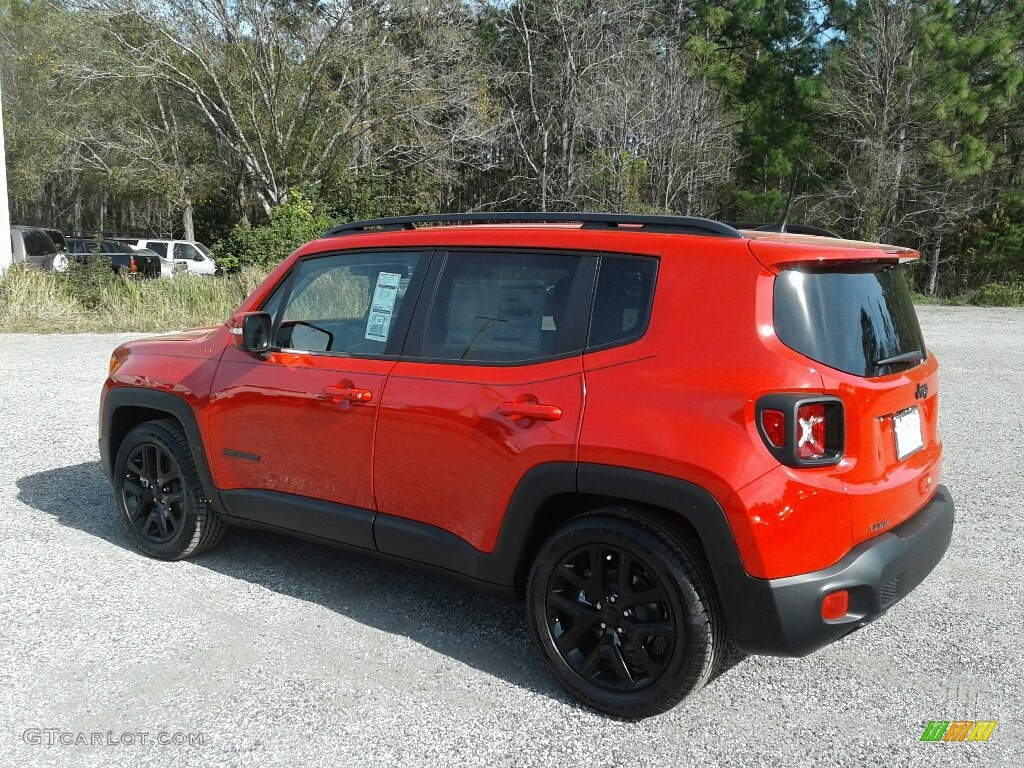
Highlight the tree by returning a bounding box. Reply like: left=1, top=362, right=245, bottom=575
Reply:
left=483, top=0, right=735, bottom=213
left=813, top=0, right=1023, bottom=295
left=0, top=1, right=78, bottom=222
left=78, top=0, right=489, bottom=218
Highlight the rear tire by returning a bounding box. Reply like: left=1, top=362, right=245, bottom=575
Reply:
left=113, top=420, right=225, bottom=560
left=527, top=508, right=723, bottom=719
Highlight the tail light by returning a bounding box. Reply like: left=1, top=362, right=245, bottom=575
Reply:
left=756, top=395, right=844, bottom=467
left=761, top=409, right=786, bottom=447
left=129, top=256, right=137, bottom=274
left=796, top=403, right=827, bottom=460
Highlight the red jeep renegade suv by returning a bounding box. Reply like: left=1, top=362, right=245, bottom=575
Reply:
left=99, top=213, right=953, bottom=718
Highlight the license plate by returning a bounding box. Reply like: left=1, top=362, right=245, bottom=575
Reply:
left=893, top=406, right=924, bottom=460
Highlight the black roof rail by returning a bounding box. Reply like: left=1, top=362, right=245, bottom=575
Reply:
left=727, top=221, right=841, bottom=239
left=322, top=212, right=743, bottom=239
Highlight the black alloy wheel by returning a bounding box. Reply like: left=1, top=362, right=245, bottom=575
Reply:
left=122, top=441, right=187, bottom=544
left=527, top=509, right=723, bottom=719
left=113, top=420, right=225, bottom=559
left=545, top=542, right=677, bottom=692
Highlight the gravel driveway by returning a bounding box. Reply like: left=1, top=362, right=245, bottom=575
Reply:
left=1, top=306, right=1021, bottom=767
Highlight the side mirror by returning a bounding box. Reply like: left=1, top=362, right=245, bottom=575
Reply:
left=232, top=311, right=272, bottom=353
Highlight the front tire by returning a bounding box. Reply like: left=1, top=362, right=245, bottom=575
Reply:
left=113, top=420, right=225, bottom=559
left=527, top=508, right=723, bottom=719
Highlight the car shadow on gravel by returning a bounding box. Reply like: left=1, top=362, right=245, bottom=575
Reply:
left=16, top=461, right=573, bottom=705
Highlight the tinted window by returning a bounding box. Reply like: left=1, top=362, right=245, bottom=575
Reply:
left=46, top=230, right=67, bottom=250
left=774, top=266, right=927, bottom=377
left=420, top=251, right=583, bottom=363
left=146, top=242, right=168, bottom=257
left=23, top=230, right=57, bottom=257
left=274, top=251, right=424, bottom=356
left=588, top=256, right=657, bottom=349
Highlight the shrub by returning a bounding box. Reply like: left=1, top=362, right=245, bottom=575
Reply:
left=967, top=281, right=1024, bottom=307
left=212, top=189, right=336, bottom=273
left=65, top=257, right=121, bottom=309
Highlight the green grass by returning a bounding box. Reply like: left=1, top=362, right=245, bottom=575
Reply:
left=910, top=291, right=943, bottom=305
left=0, top=263, right=270, bottom=333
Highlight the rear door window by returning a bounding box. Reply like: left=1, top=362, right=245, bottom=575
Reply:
left=23, top=231, right=57, bottom=257
left=417, top=251, right=589, bottom=363
left=146, top=242, right=168, bottom=258
left=774, top=266, right=927, bottom=377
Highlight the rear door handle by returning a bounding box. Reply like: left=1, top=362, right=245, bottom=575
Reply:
left=321, top=385, right=373, bottom=403
left=498, top=401, right=562, bottom=421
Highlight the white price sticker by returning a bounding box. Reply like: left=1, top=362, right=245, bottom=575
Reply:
left=365, top=272, right=402, bottom=342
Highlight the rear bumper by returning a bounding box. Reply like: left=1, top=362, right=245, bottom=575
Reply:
left=727, top=484, right=954, bottom=656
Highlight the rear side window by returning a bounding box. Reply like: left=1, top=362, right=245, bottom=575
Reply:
left=23, top=230, right=57, bottom=257
left=145, top=242, right=168, bottom=257
left=588, top=256, right=657, bottom=349
left=420, top=251, right=585, bottom=363
left=774, top=266, right=927, bottom=377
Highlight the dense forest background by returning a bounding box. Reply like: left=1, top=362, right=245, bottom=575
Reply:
left=1, top=0, right=1021, bottom=297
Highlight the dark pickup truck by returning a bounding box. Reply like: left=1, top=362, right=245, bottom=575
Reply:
left=66, top=237, right=161, bottom=278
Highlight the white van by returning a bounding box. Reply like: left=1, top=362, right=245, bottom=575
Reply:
left=125, top=239, right=217, bottom=276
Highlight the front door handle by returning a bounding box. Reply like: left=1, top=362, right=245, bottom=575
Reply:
left=321, top=384, right=373, bottom=403
left=498, top=400, right=562, bottom=421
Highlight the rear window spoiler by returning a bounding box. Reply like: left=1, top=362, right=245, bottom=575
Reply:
left=746, top=237, right=919, bottom=272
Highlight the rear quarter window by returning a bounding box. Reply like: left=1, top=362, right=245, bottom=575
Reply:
left=774, top=266, right=926, bottom=377
left=588, top=256, right=657, bottom=349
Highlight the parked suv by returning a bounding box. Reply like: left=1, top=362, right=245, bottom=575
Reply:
left=99, top=213, right=953, bottom=718
left=8, top=225, right=69, bottom=271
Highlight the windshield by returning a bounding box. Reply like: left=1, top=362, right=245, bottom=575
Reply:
left=774, top=266, right=927, bottom=377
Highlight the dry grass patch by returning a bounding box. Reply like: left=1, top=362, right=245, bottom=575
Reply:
left=0, top=264, right=270, bottom=332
